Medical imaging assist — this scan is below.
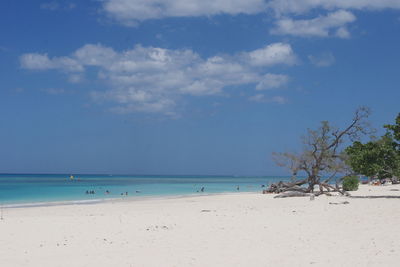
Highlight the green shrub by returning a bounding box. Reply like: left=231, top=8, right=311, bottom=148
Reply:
left=342, top=176, right=359, bottom=191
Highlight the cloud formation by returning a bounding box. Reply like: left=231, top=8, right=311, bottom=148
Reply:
left=21, top=43, right=295, bottom=115
left=271, top=10, right=356, bottom=38
left=256, top=73, right=289, bottom=90
left=267, top=0, right=400, bottom=15
left=102, top=0, right=267, bottom=26
left=101, top=0, right=400, bottom=25
left=20, top=53, right=83, bottom=72
left=99, top=0, right=400, bottom=40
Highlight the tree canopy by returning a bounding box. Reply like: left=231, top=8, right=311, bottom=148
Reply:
left=384, top=113, right=400, bottom=146
left=345, top=134, right=400, bottom=179
left=346, top=113, right=400, bottom=179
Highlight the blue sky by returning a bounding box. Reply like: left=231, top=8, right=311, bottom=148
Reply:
left=0, top=0, right=399, bottom=175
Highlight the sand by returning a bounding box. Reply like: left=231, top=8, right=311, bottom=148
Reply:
left=1, top=184, right=400, bottom=267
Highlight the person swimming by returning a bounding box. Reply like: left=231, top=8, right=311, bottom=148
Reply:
left=200, top=187, right=205, bottom=192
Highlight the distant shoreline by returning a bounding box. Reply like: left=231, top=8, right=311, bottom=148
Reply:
left=0, top=174, right=279, bottom=206
left=0, top=172, right=281, bottom=177
left=2, top=191, right=257, bottom=209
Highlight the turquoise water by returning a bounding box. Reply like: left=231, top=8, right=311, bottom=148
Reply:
left=0, top=174, right=290, bottom=205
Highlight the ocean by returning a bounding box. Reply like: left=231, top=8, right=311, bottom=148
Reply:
left=0, top=174, right=291, bottom=206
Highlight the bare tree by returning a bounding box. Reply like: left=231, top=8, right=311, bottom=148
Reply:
left=268, top=107, right=371, bottom=196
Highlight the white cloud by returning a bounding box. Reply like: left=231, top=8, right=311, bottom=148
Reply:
left=268, top=0, right=400, bottom=15
left=102, top=0, right=400, bottom=26
left=256, top=73, right=289, bottom=90
left=246, top=43, right=297, bottom=66
left=20, top=53, right=83, bottom=72
left=335, top=27, right=351, bottom=38
left=248, top=94, right=287, bottom=104
left=102, top=0, right=267, bottom=26
left=98, top=0, right=400, bottom=44
left=21, top=43, right=295, bottom=115
left=20, top=54, right=54, bottom=70
left=74, top=44, right=117, bottom=66
left=308, top=52, right=336, bottom=67
left=271, top=10, right=356, bottom=38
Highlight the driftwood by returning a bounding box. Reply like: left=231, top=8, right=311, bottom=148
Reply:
left=264, top=178, right=350, bottom=197
left=263, top=179, right=308, bottom=194
left=273, top=192, right=311, bottom=198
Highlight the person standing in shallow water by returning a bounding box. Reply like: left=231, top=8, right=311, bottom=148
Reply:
left=237, top=186, right=240, bottom=191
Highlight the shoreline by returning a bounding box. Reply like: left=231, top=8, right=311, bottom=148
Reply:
left=2, top=182, right=398, bottom=209
left=1, top=191, right=257, bottom=209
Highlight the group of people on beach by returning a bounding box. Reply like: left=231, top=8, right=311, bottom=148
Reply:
left=196, top=185, right=243, bottom=193
left=85, top=184, right=266, bottom=196
left=85, top=190, right=141, bottom=195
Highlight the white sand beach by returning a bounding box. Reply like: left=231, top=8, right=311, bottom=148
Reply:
left=1, top=184, right=400, bottom=267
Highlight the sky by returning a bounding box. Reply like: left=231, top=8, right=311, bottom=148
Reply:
left=0, top=0, right=399, bottom=175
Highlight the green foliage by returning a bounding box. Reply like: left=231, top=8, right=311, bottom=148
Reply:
left=345, top=134, right=400, bottom=179
left=342, top=176, right=359, bottom=191
left=345, top=141, right=379, bottom=178
left=346, top=113, right=400, bottom=179
left=384, top=113, right=400, bottom=146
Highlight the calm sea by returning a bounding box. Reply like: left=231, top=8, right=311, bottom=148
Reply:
left=0, top=174, right=291, bottom=205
